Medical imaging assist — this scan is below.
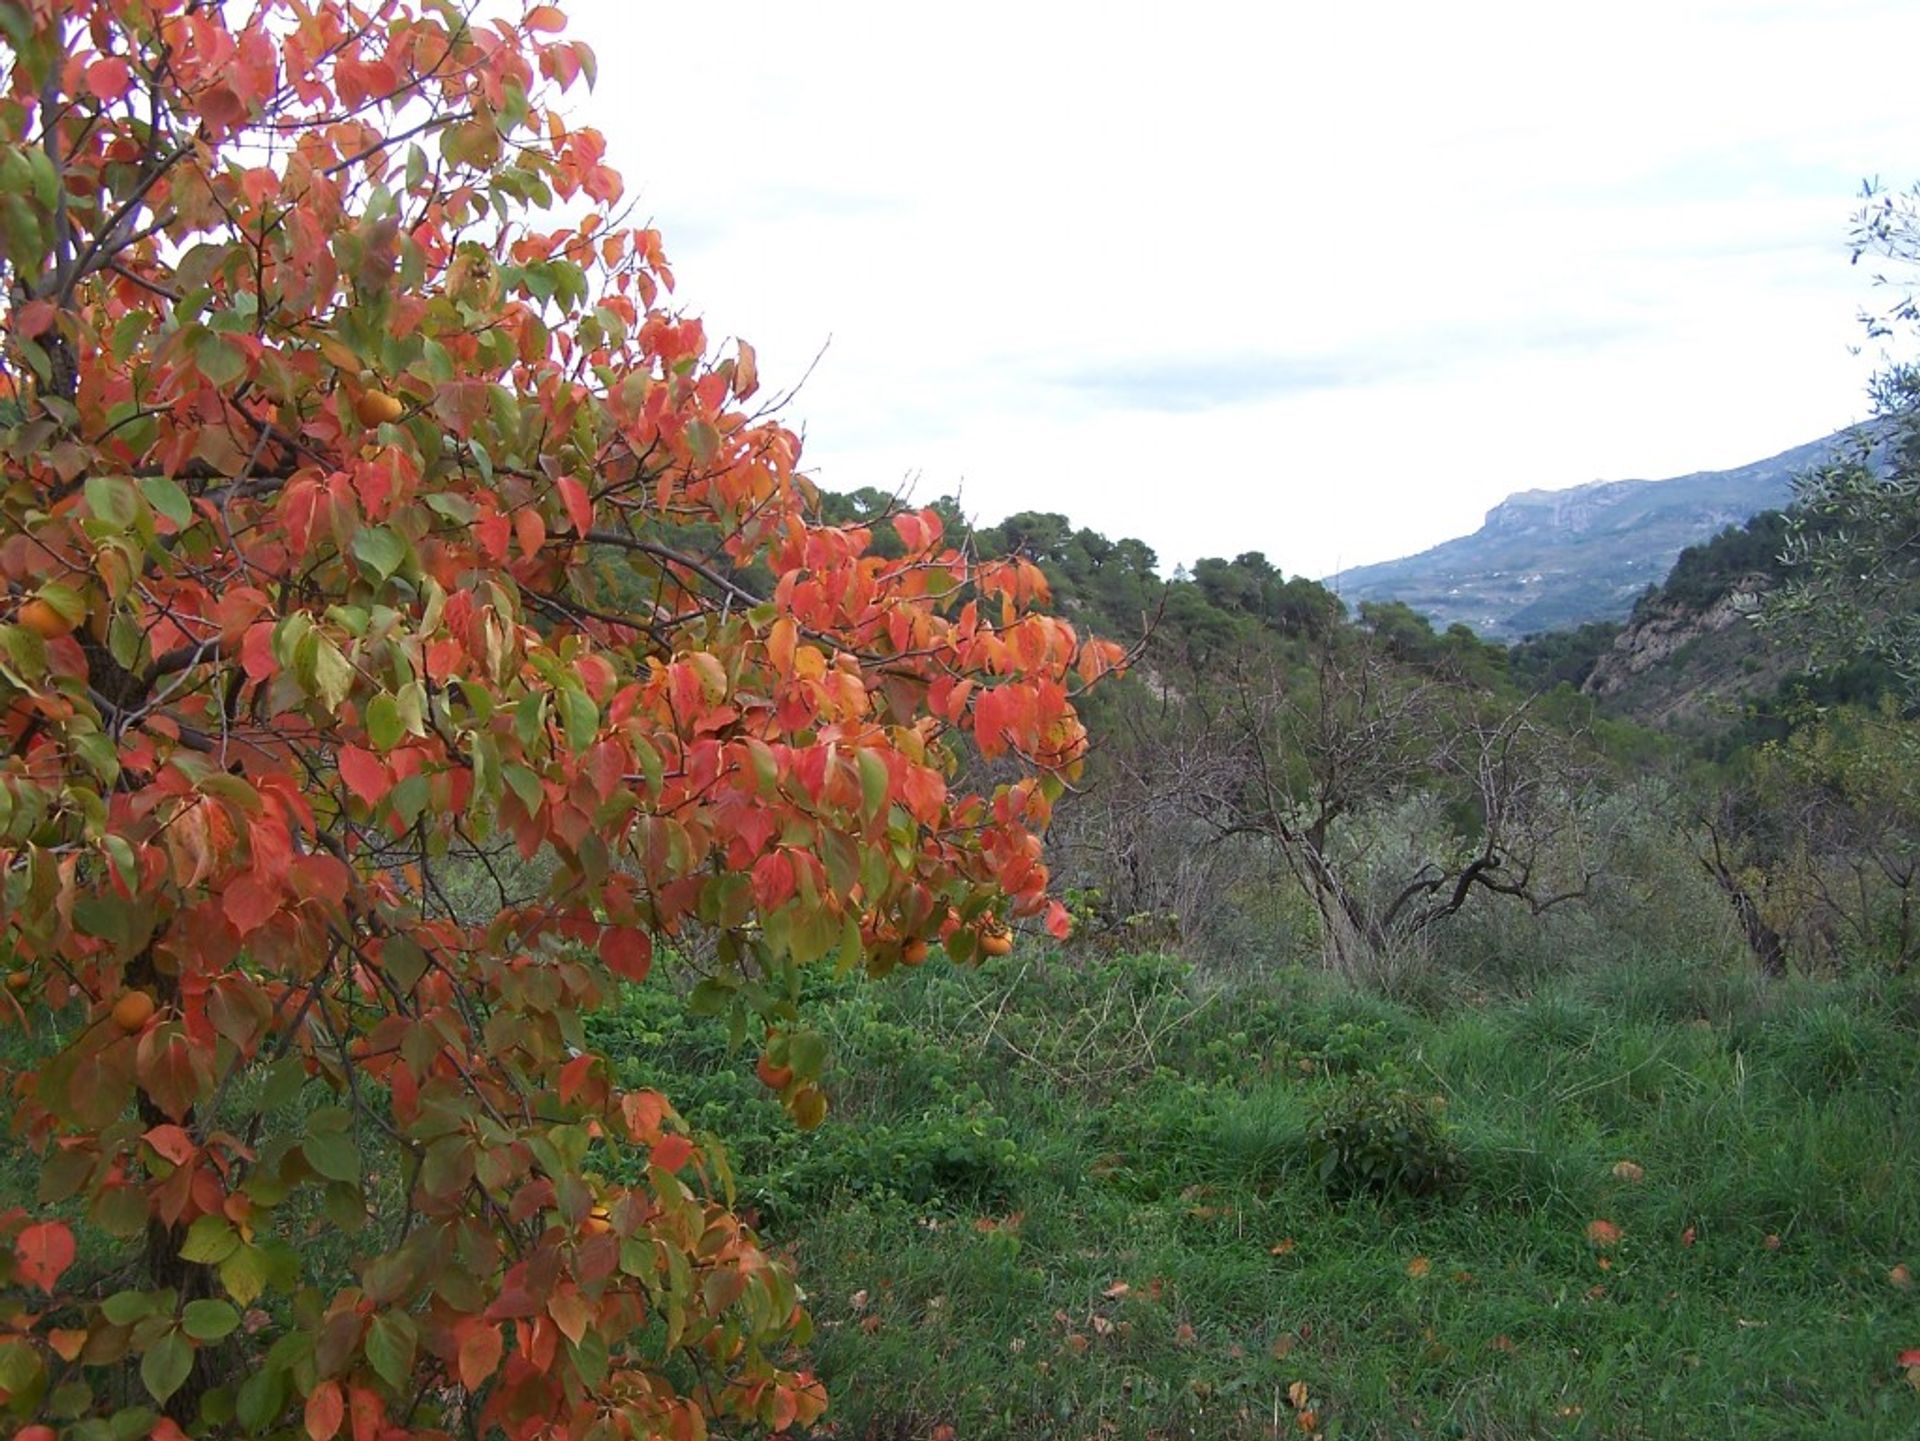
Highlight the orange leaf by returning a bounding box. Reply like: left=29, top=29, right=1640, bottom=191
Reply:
left=14, top=1221, right=75, bottom=1293
left=305, top=1380, right=344, bottom=1441
left=47, top=1328, right=87, bottom=1362
left=548, top=1287, right=590, bottom=1345
left=1586, top=1219, right=1622, bottom=1247
left=651, top=1133, right=693, bottom=1172
left=556, top=476, right=593, bottom=537
left=1406, top=1256, right=1431, bottom=1279
left=458, top=1321, right=504, bottom=1390
left=143, top=1123, right=197, bottom=1166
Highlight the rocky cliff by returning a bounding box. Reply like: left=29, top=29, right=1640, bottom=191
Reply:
left=1580, top=576, right=1784, bottom=730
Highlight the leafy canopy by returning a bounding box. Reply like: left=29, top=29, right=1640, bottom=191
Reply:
left=0, top=1, right=1119, bottom=1436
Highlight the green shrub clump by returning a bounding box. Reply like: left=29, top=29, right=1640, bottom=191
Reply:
left=1306, top=1083, right=1460, bottom=1199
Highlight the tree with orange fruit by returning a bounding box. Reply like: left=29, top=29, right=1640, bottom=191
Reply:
left=0, top=2, right=1120, bottom=1436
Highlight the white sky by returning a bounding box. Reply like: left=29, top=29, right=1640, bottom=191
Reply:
left=560, top=0, right=1920, bottom=579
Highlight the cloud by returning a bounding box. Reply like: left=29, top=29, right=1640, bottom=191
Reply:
left=1049, top=354, right=1381, bottom=412
left=561, top=0, right=1920, bottom=580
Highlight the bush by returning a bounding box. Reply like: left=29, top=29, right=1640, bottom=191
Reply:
left=1306, top=1082, right=1461, bottom=1200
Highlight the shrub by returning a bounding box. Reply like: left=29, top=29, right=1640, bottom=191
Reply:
left=1306, top=1083, right=1461, bottom=1200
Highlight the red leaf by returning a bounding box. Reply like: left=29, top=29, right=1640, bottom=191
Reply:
left=651, top=1133, right=693, bottom=1172
left=557, top=1052, right=595, bottom=1104
left=348, top=1385, right=383, bottom=1441
left=556, top=476, right=593, bottom=537
left=338, top=746, right=390, bottom=805
left=241, top=621, right=277, bottom=681
left=600, top=924, right=652, bottom=982
left=457, top=1320, right=504, bottom=1390
left=144, top=1123, right=197, bottom=1166
left=14, top=1221, right=75, bottom=1293
left=1900, top=1347, right=1920, bottom=1367
left=306, top=1381, right=344, bottom=1441
left=223, top=872, right=280, bottom=935
left=85, top=56, right=131, bottom=103
left=1044, top=899, right=1072, bottom=940
left=12, top=299, right=54, bottom=338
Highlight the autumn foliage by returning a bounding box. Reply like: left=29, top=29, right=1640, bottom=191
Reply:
left=0, top=2, right=1120, bottom=1436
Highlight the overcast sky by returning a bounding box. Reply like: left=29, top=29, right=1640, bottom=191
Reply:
left=560, top=0, right=1920, bottom=579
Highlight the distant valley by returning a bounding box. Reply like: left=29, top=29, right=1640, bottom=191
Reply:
left=1328, top=431, right=1856, bottom=640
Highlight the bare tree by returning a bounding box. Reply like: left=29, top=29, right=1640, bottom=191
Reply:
left=1176, top=635, right=1603, bottom=977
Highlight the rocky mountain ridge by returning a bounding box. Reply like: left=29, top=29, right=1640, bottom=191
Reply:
left=1330, top=430, right=1855, bottom=640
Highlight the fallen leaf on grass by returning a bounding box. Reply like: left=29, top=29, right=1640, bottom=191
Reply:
left=1586, top=1219, right=1622, bottom=1247
left=1406, top=1256, right=1431, bottom=1279
left=1891, top=1264, right=1913, bottom=1289
left=1287, top=1380, right=1310, bottom=1410
left=1612, top=1160, right=1646, bottom=1183
left=1272, top=1332, right=1297, bottom=1360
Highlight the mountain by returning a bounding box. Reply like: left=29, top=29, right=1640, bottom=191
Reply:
left=1327, top=431, right=1855, bottom=641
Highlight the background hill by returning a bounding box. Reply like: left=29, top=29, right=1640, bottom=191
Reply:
left=1328, top=431, right=1853, bottom=640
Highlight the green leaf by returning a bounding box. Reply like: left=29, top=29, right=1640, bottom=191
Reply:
left=303, top=1132, right=360, bottom=1183
left=856, top=748, right=890, bottom=822
left=179, top=1215, right=241, bottom=1265
left=366, top=1312, right=416, bottom=1391
left=311, top=639, right=354, bottom=712
left=0, top=1338, right=42, bottom=1396
left=101, top=1289, right=159, bottom=1326
left=557, top=686, right=598, bottom=753
left=235, top=1366, right=285, bottom=1431
left=787, top=1029, right=828, bottom=1080
left=351, top=525, right=408, bottom=581
left=382, top=934, right=428, bottom=991
left=192, top=328, right=246, bottom=388
left=183, top=1298, right=240, bottom=1341
left=138, top=475, right=194, bottom=529
left=140, top=1330, right=193, bottom=1404
left=503, top=763, right=543, bottom=816
left=366, top=693, right=404, bottom=752
left=84, top=474, right=141, bottom=530
left=219, top=1243, right=270, bottom=1307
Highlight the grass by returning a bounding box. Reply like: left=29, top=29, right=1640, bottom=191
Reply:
left=591, top=951, right=1920, bottom=1440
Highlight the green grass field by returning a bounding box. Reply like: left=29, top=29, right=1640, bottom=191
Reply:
left=594, top=951, right=1920, bottom=1440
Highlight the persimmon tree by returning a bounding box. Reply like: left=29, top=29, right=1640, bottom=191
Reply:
left=0, top=2, right=1121, bottom=1436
